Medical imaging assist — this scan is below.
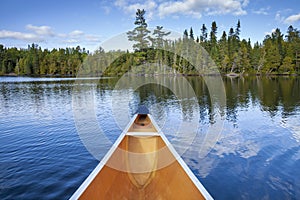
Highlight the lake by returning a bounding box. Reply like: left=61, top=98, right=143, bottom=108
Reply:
left=0, top=76, right=300, bottom=199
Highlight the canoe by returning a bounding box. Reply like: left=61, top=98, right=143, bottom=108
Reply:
left=70, top=106, right=213, bottom=200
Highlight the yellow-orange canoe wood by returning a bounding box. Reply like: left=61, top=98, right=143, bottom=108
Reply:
left=70, top=111, right=213, bottom=200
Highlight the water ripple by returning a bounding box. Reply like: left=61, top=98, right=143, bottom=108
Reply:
left=1, top=77, right=300, bottom=199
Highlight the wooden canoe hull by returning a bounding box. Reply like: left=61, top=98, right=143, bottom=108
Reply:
left=70, top=114, right=213, bottom=200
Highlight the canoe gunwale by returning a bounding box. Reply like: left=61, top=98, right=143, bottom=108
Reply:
left=148, top=114, right=213, bottom=200
left=69, top=114, right=137, bottom=200
left=69, top=114, right=213, bottom=200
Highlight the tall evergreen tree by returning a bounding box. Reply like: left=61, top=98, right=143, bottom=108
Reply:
left=127, top=9, right=151, bottom=52
left=239, top=39, right=251, bottom=73
left=152, top=26, right=171, bottom=48
left=209, top=21, right=219, bottom=64
left=219, top=31, right=229, bottom=71
left=210, top=21, right=218, bottom=45
left=183, top=29, right=189, bottom=40
left=251, top=42, right=261, bottom=71
left=286, top=25, right=300, bottom=43
left=228, top=27, right=235, bottom=62
left=263, top=36, right=281, bottom=73
left=271, top=28, right=284, bottom=63
left=285, top=25, right=300, bottom=72
left=2, top=15, right=300, bottom=76
left=235, top=20, right=241, bottom=41
left=189, top=27, right=194, bottom=40
left=200, top=24, right=207, bottom=42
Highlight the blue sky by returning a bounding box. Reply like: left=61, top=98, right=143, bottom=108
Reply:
left=0, top=0, right=300, bottom=51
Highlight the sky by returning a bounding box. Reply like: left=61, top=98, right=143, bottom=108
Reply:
left=0, top=0, right=300, bottom=52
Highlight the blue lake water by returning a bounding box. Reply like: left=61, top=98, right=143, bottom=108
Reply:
left=0, top=76, right=300, bottom=199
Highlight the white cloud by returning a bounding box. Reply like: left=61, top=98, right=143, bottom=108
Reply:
left=56, top=29, right=102, bottom=46
left=281, top=116, right=300, bottom=143
left=241, top=0, right=249, bottom=7
left=0, top=25, right=102, bottom=50
left=60, top=31, right=102, bottom=47
left=0, top=30, right=42, bottom=42
left=86, top=35, right=101, bottom=42
left=264, top=28, right=276, bottom=36
left=158, top=1, right=203, bottom=18
left=69, top=30, right=85, bottom=37
left=158, top=0, right=248, bottom=18
left=115, top=0, right=248, bottom=19
left=284, top=13, right=300, bottom=24
left=1, top=24, right=54, bottom=43
left=57, top=30, right=84, bottom=38
left=57, top=33, right=68, bottom=38
left=64, top=39, right=80, bottom=43
left=115, top=0, right=157, bottom=20
left=275, top=11, right=285, bottom=23
left=252, top=7, right=270, bottom=15
left=275, top=9, right=293, bottom=24
left=26, top=24, right=54, bottom=36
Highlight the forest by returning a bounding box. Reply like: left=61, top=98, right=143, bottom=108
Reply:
left=0, top=9, right=300, bottom=76
left=0, top=44, right=88, bottom=76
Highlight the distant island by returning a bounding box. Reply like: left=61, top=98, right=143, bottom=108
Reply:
left=0, top=9, right=299, bottom=77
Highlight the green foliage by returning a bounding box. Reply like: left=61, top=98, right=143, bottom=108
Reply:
left=152, top=26, right=171, bottom=48
left=280, top=56, right=294, bottom=73
left=189, top=27, right=194, bottom=40
left=1, top=11, right=300, bottom=77
left=195, top=20, right=300, bottom=75
left=0, top=43, right=87, bottom=76
left=183, top=29, right=188, bottom=40
left=127, top=9, right=151, bottom=52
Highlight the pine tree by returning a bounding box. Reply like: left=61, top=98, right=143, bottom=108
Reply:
left=271, top=28, right=284, bottom=64
left=152, top=26, right=171, bottom=48
left=285, top=25, right=300, bottom=73
left=127, top=9, right=151, bottom=52
left=228, top=27, right=235, bottom=63
left=200, top=24, right=207, bottom=42
left=251, top=42, right=262, bottom=71
left=219, top=31, right=229, bottom=72
left=239, top=39, right=251, bottom=73
left=200, top=24, right=208, bottom=50
left=210, top=21, right=218, bottom=45
left=280, top=56, right=294, bottom=73
left=183, top=29, right=188, bottom=40
left=235, top=20, right=241, bottom=41
left=189, top=27, right=194, bottom=40
left=264, top=37, right=281, bottom=73
left=209, top=22, right=219, bottom=65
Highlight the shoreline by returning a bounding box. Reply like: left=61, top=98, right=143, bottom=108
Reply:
left=1, top=72, right=299, bottom=78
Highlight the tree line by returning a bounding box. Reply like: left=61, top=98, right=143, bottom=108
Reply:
left=0, top=9, right=300, bottom=76
left=0, top=44, right=88, bottom=76
left=108, top=9, right=300, bottom=75
left=192, top=21, right=300, bottom=75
